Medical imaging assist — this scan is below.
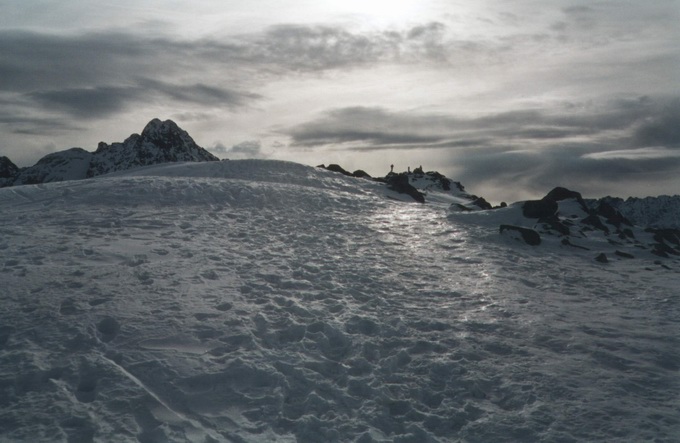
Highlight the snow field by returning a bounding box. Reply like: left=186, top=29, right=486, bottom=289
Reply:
left=1, top=160, right=679, bottom=442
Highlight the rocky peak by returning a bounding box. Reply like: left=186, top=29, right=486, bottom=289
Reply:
left=0, top=156, right=19, bottom=179
left=140, top=119, right=194, bottom=149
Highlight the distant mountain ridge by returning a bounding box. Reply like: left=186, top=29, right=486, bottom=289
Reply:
left=2, top=119, right=679, bottom=231
left=589, top=195, right=680, bottom=229
left=0, top=119, right=218, bottom=187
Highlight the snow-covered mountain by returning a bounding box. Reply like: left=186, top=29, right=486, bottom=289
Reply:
left=591, top=195, right=680, bottom=229
left=4, top=119, right=219, bottom=186
left=1, top=160, right=678, bottom=442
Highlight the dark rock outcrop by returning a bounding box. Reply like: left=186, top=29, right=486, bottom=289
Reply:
left=0, top=156, right=19, bottom=179
left=387, top=173, right=425, bottom=203
left=471, top=197, right=493, bottom=210
left=615, top=250, right=635, bottom=259
left=595, top=253, right=608, bottom=263
left=352, top=170, right=372, bottom=179
left=581, top=214, right=610, bottom=234
left=523, top=199, right=558, bottom=218
left=321, top=164, right=352, bottom=176
left=543, top=187, right=589, bottom=211
left=500, top=225, right=541, bottom=246
left=596, top=201, right=633, bottom=228
left=647, top=228, right=680, bottom=257
left=0, top=156, right=20, bottom=187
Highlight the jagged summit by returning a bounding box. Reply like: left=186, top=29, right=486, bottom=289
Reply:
left=0, top=156, right=18, bottom=178
left=88, top=118, right=218, bottom=178
left=3, top=119, right=219, bottom=187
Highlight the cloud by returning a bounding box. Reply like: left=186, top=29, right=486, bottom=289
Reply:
left=285, top=107, right=461, bottom=149
left=29, top=86, right=139, bottom=118
left=583, top=147, right=680, bottom=161
left=211, top=140, right=264, bottom=158
left=0, top=23, right=452, bottom=122
left=26, top=80, right=262, bottom=119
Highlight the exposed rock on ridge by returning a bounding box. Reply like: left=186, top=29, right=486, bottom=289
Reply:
left=2, top=119, right=219, bottom=187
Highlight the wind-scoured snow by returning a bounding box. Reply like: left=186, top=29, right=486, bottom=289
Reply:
left=1, top=160, right=678, bottom=442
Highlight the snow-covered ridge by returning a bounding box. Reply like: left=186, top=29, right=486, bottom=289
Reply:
left=2, top=119, right=218, bottom=187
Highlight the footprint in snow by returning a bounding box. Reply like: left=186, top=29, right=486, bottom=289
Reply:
left=97, top=317, right=120, bottom=342
left=59, top=298, right=79, bottom=315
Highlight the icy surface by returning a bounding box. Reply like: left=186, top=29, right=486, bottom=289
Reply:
left=1, top=160, right=679, bottom=442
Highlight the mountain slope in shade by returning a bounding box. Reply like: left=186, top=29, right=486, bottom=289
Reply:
left=6, top=119, right=219, bottom=187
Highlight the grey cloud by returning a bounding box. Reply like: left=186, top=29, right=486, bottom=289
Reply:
left=29, top=86, right=139, bottom=118
left=137, top=79, right=262, bottom=109
left=453, top=143, right=680, bottom=201
left=281, top=104, right=613, bottom=151
left=286, top=107, right=459, bottom=148
left=0, top=23, right=452, bottom=123
left=0, top=31, right=156, bottom=92
left=233, top=21, right=450, bottom=71
left=286, top=97, right=680, bottom=152
left=26, top=80, right=262, bottom=119
left=633, top=99, right=680, bottom=148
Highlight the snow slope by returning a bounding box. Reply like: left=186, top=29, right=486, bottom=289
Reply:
left=1, top=160, right=678, bottom=442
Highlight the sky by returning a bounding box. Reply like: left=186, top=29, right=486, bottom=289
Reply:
left=1, top=0, right=679, bottom=203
